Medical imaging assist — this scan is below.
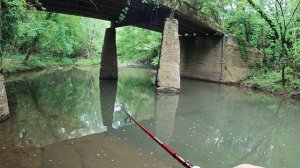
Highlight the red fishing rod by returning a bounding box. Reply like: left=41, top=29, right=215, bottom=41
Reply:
left=121, top=106, right=200, bottom=168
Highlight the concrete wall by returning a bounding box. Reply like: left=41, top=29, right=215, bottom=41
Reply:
left=180, top=35, right=262, bottom=83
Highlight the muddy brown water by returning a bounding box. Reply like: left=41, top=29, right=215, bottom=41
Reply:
left=0, top=67, right=299, bottom=168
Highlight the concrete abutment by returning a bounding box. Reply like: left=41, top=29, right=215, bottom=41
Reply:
left=180, top=35, right=262, bottom=83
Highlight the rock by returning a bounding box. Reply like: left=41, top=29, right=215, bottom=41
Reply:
left=291, top=92, right=300, bottom=100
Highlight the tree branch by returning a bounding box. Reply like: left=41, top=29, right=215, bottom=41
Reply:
left=272, top=1, right=283, bottom=32
left=286, top=0, right=300, bottom=28
left=247, top=0, right=279, bottom=39
left=275, top=0, right=286, bottom=28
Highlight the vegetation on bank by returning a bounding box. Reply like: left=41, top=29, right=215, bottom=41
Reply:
left=2, top=52, right=101, bottom=74
left=0, top=0, right=161, bottom=74
left=245, top=69, right=300, bottom=97
left=1, top=0, right=300, bottom=97
left=0, top=0, right=108, bottom=74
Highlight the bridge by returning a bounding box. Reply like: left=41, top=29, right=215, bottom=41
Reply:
left=38, top=0, right=258, bottom=93
left=40, top=0, right=223, bottom=35
left=0, top=0, right=261, bottom=121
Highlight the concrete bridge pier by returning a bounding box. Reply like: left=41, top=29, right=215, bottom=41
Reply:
left=99, top=22, right=118, bottom=80
left=156, top=18, right=181, bottom=93
left=0, top=74, right=9, bottom=122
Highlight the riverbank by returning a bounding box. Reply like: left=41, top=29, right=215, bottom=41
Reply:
left=3, top=54, right=300, bottom=100
left=241, top=70, right=300, bottom=100
left=2, top=53, right=101, bottom=75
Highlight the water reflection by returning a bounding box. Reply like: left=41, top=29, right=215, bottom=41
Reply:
left=155, top=94, right=178, bottom=144
left=5, top=68, right=105, bottom=146
left=116, top=68, right=156, bottom=120
left=3, top=67, right=156, bottom=147
left=100, top=80, right=117, bottom=131
left=172, top=80, right=300, bottom=168
left=0, top=67, right=299, bottom=168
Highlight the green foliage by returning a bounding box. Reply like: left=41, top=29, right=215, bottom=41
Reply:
left=248, top=70, right=284, bottom=91
left=117, top=68, right=155, bottom=120
left=248, top=68, right=300, bottom=92
left=60, top=58, right=74, bottom=65
left=117, top=27, right=161, bottom=64
left=2, top=63, right=19, bottom=74
left=1, top=0, right=109, bottom=63
left=29, top=56, right=47, bottom=68
left=17, top=11, right=109, bottom=58
left=1, top=0, right=26, bottom=47
left=75, top=57, right=101, bottom=66
left=151, top=56, right=159, bottom=66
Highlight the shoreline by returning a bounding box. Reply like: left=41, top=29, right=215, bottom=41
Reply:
left=239, top=83, right=297, bottom=101
left=182, top=76, right=300, bottom=101
left=4, top=63, right=299, bottom=101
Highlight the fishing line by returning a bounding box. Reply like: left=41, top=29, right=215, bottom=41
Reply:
left=89, top=0, right=99, bottom=11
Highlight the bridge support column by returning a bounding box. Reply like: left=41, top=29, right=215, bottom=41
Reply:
left=0, top=74, right=9, bottom=122
left=0, top=22, right=9, bottom=122
left=156, top=18, right=180, bottom=93
left=100, top=23, right=118, bottom=80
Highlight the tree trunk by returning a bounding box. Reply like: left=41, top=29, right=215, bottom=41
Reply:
left=293, top=21, right=298, bottom=77
left=0, top=1, right=10, bottom=122
left=87, top=21, right=96, bottom=65
left=282, top=64, right=286, bottom=86
left=23, top=36, right=38, bottom=64
left=261, top=28, right=268, bottom=66
left=281, top=40, right=287, bottom=86
left=23, top=47, right=32, bottom=64
left=246, top=0, right=279, bottom=40
left=244, top=20, right=251, bottom=43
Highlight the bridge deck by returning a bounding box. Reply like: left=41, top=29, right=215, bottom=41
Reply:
left=40, top=0, right=223, bottom=35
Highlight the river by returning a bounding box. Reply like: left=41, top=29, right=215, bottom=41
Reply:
left=0, top=66, right=299, bottom=168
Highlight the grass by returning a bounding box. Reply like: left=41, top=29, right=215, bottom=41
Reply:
left=74, top=57, right=101, bottom=66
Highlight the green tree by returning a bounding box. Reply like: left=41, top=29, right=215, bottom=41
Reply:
left=117, top=27, right=161, bottom=65
left=0, top=0, right=26, bottom=49
left=246, top=0, right=300, bottom=85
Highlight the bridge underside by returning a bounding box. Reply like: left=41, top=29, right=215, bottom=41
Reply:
left=37, top=0, right=228, bottom=93
left=39, top=0, right=223, bottom=35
